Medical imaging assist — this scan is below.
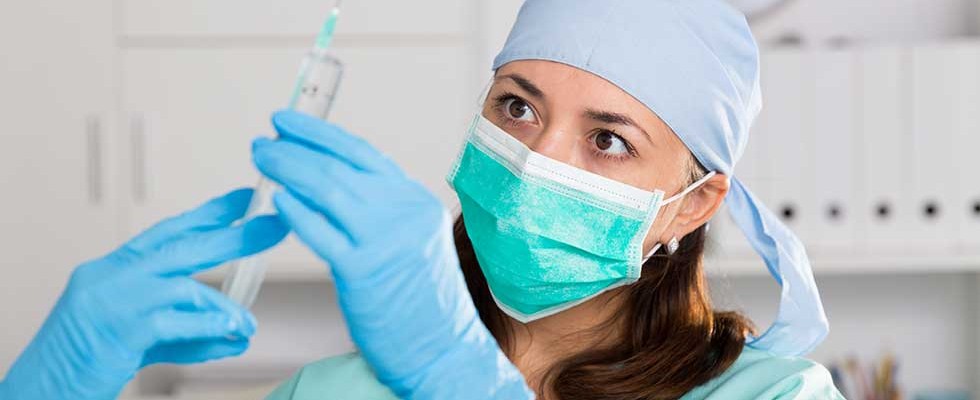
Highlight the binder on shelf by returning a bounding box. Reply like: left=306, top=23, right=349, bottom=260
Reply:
left=807, top=49, right=859, bottom=256
left=908, top=44, right=958, bottom=254
left=857, top=45, right=915, bottom=252
left=953, top=43, right=980, bottom=253
left=757, top=49, right=814, bottom=255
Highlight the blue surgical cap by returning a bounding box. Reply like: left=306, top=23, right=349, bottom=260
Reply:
left=493, top=0, right=828, bottom=356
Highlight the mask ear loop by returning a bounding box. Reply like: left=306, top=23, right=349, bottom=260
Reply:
left=662, top=170, right=717, bottom=205
left=642, top=243, right=663, bottom=261
left=641, top=170, right=718, bottom=261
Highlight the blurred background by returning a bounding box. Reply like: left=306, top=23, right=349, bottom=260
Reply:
left=1, top=0, right=979, bottom=398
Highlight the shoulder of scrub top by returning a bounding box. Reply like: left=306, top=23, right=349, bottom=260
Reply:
left=265, top=346, right=845, bottom=400
left=264, top=352, right=398, bottom=400
left=681, top=346, right=846, bottom=400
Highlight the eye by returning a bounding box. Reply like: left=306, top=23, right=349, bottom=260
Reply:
left=502, top=97, right=537, bottom=122
left=593, top=130, right=631, bottom=155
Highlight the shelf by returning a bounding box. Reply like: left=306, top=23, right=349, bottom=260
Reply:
left=707, top=253, right=980, bottom=276
left=194, top=252, right=980, bottom=284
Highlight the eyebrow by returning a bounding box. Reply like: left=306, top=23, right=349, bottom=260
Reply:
left=585, top=108, right=654, bottom=144
left=496, top=73, right=545, bottom=100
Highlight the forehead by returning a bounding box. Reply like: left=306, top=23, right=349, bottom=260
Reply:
left=494, top=60, right=681, bottom=148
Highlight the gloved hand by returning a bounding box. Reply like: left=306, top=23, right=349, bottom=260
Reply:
left=253, top=110, right=534, bottom=399
left=0, top=189, right=289, bottom=400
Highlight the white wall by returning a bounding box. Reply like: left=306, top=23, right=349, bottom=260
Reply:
left=477, top=0, right=980, bottom=63
left=750, top=0, right=975, bottom=46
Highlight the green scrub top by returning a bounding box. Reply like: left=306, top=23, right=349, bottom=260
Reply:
left=265, top=346, right=844, bottom=399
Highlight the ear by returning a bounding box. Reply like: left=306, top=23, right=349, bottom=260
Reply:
left=665, top=173, right=729, bottom=239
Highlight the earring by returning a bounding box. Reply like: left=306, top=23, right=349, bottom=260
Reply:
left=666, top=236, right=680, bottom=255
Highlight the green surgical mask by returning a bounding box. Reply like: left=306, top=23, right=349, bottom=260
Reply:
left=447, top=115, right=716, bottom=322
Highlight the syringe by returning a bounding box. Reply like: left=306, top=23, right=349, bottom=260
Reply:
left=221, top=2, right=345, bottom=308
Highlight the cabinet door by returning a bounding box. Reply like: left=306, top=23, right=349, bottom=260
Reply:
left=0, top=0, right=116, bottom=373
left=121, top=44, right=472, bottom=281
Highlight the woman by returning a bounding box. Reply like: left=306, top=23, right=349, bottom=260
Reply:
left=266, top=0, right=839, bottom=398
left=0, top=0, right=839, bottom=399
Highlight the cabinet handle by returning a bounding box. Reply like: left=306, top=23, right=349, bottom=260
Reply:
left=131, top=115, right=147, bottom=204
left=86, top=116, right=103, bottom=205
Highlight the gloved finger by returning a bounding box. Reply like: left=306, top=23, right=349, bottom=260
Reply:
left=167, top=277, right=253, bottom=317
left=138, top=214, right=289, bottom=277
left=116, top=275, right=254, bottom=330
left=272, top=190, right=353, bottom=264
left=141, top=337, right=250, bottom=366
left=120, top=188, right=254, bottom=255
left=272, top=109, right=400, bottom=174
left=252, top=138, right=366, bottom=222
left=133, top=309, right=256, bottom=352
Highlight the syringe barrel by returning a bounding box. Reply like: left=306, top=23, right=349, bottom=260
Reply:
left=290, top=50, right=344, bottom=117
left=221, top=51, right=344, bottom=308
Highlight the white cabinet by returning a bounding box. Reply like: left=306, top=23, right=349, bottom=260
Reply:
left=122, top=47, right=324, bottom=280
left=120, top=48, right=301, bottom=235
left=121, top=44, right=472, bottom=281
left=0, top=0, right=117, bottom=373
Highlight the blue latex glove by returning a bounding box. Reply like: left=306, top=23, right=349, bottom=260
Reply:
left=253, top=110, right=534, bottom=399
left=0, top=189, right=289, bottom=400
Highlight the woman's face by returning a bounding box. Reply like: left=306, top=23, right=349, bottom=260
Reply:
left=483, top=60, right=728, bottom=253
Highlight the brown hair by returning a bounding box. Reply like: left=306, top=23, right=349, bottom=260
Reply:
left=453, top=163, right=754, bottom=399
